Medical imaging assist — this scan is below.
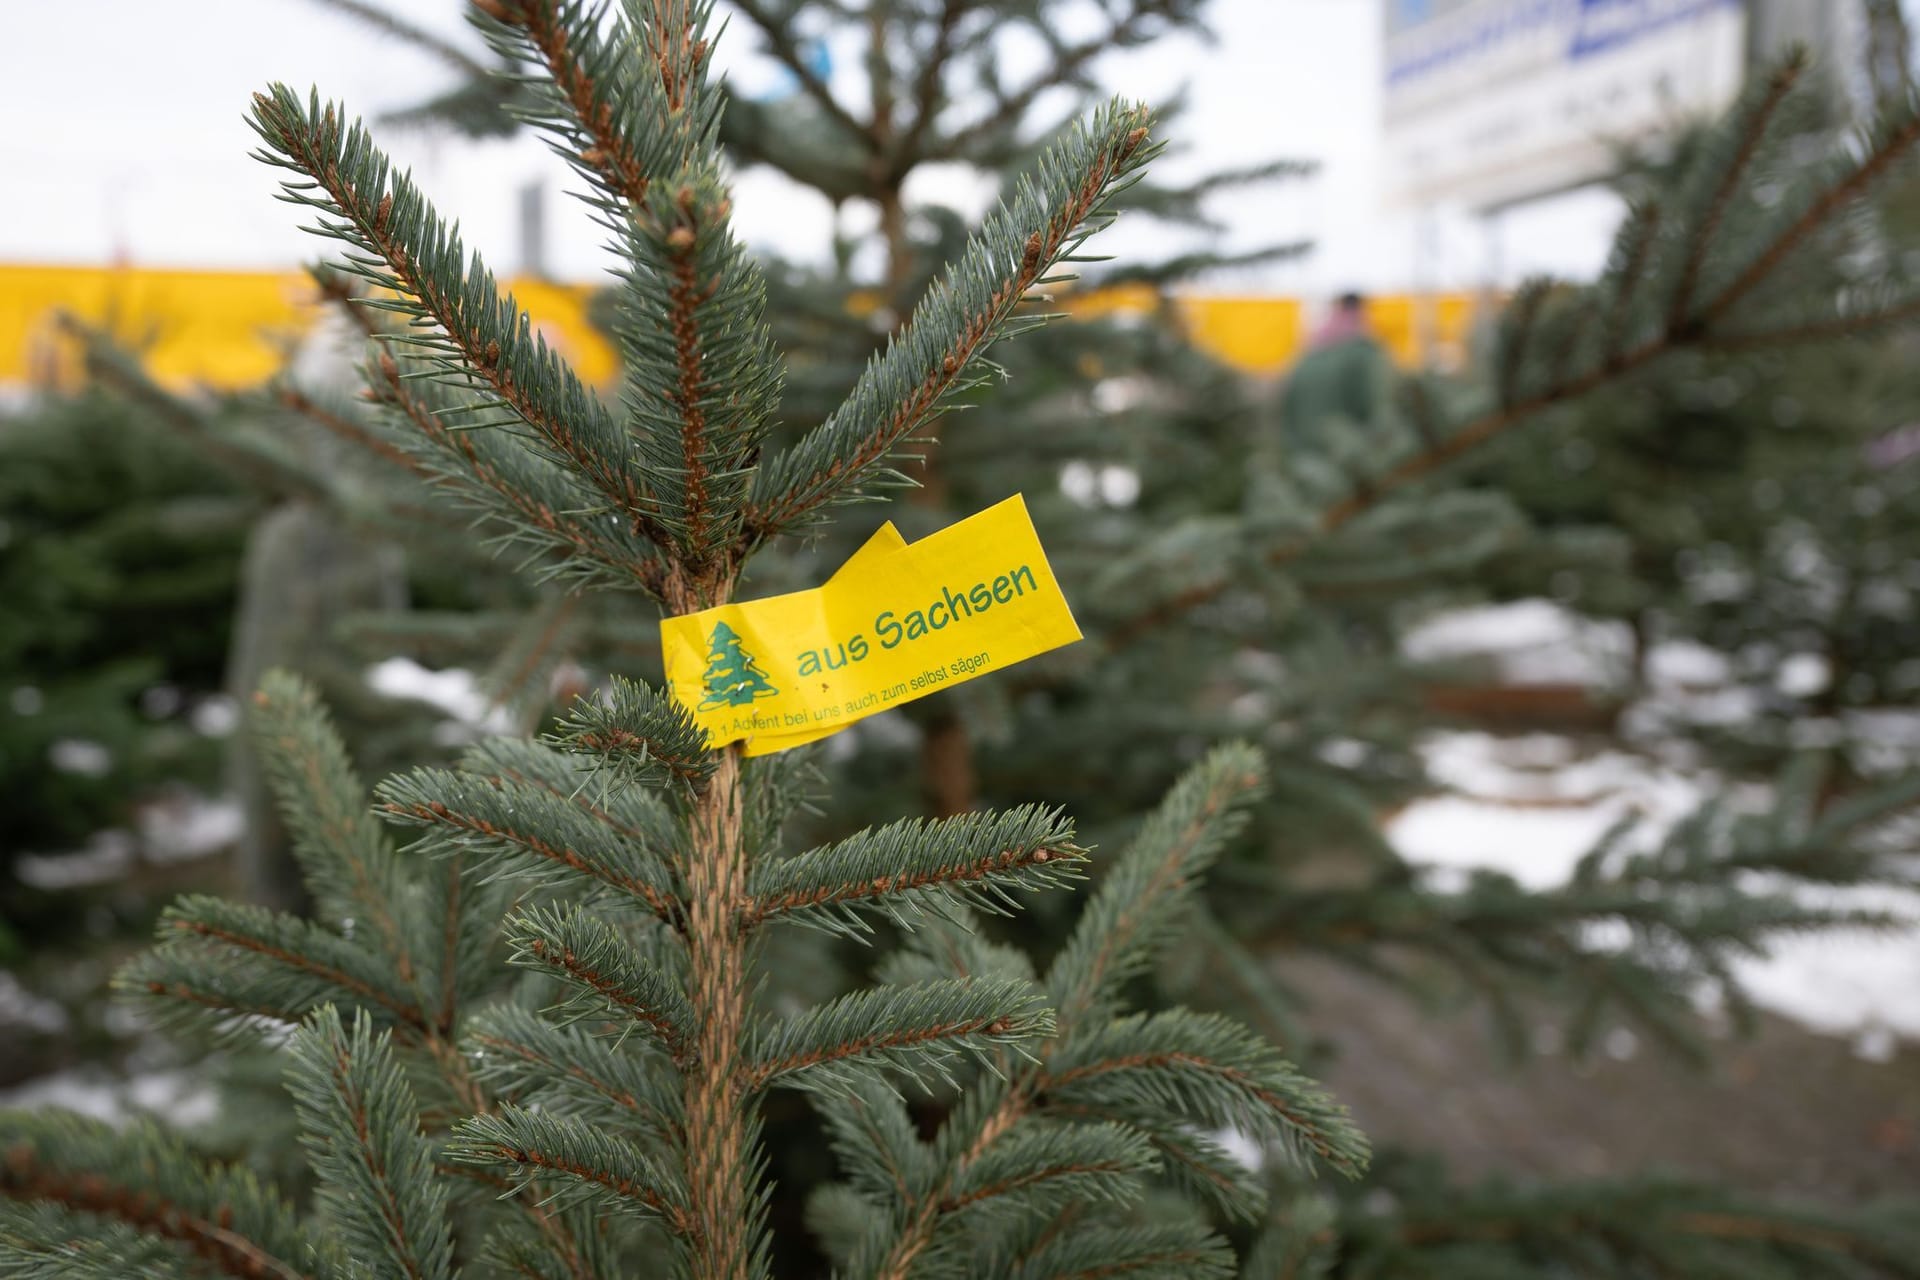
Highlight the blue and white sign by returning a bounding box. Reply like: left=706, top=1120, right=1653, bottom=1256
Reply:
left=1383, top=0, right=1747, bottom=209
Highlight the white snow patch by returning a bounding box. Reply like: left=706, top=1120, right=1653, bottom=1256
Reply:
left=191, top=695, right=240, bottom=737
left=141, top=794, right=245, bottom=863
left=1402, top=600, right=1633, bottom=686
left=0, top=1069, right=218, bottom=1128
left=1391, top=733, right=1704, bottom=889
left=49, top=738, right=113, bottom=777
left=1389, top=729, right=1920, bottom=1045
left=0, top=972, right=71, bottom=1034
left=17, top=830, right=138, bottom=890
left=1644, top=640, right=1732, bottom=687
left=367, top=658, right=513, bottom=732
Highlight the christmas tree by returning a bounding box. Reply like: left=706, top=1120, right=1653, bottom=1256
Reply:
left=2, top=2, right=1366, bottom=1276
left=8, top=3, right=1920, bottom=1277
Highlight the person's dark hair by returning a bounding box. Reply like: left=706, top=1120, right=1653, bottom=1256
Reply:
left=1336, top=290, right=1366, bottom=312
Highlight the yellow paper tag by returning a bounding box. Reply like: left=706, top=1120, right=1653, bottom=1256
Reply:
left=739, top=521, right=908, bottom=752
left=663, top=496, right=1080, bottom=755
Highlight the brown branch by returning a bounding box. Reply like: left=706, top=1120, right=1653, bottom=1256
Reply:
left=254, top=99, right=661, bottom=540
left=524, top=936, right=689, bottom=1061
left=168, top=918, right=426, bottom=1029
left=470, top=1138, right=695, bottom=1238
left=730, top=0, right=874, bottom=144
left=434, top=854, right=465, bottom=1035
left=745, top=1012, right=1010, bottom=1091
left=326, top=1042, right=429, bottom=1280
left=893, top=0, right=973, bottom=171
left=1493, top=282, right=1548, bottom=411
left=740, top=844, right=1071, bottom=928
left=495, top=0, right=653, bottom=207
left=377, top=797, right=679, bottom=924
left=1042, top=1051, right=1341, bottom=1163
left=1698, top=294, right=1920, bottom=350
left=367, top=355, right=665, bottom=593
left=1602, top=203, right=1662, bottom=358
left=278, top=385, right=429, bottom=476
left=1667, top=56, right=1805, bottom=329
left=1700, top=107, right=1920, bottom=329
left=678, top=743, right=755, bottom=1279
left=313, top=0, right=494, bottom=80
left=1, top=1149, right=316, bottom=1280
left=1106, top=330, right=1673, bottom=648
left=750, top=118, right=1151, bottom=533
left=931, top=0, right=1175, bottom=161
left=53, top=313, right=319, bottom=500
left=938, top=1156, right=1143, bottom=1213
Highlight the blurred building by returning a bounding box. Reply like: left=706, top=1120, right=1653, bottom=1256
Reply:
left=1383, top=0, right=1876, bottom=214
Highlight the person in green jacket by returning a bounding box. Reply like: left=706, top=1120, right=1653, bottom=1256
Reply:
left=1276, top=291, right=1394, bottom=456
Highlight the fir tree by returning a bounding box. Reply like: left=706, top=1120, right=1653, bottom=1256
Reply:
left=12, top=4, right=1920, bottom=1277
left=1, top=3, right=1366, bottom=1277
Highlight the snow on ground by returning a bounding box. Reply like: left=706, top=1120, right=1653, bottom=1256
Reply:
left=1389, top=731, right=1920, bottom=1043
left=16, top=795, right=244, bottom=890
left=1391, top=599, right=1920, bottom=1048
left=1403, top=599, right=1635, bottom=687
left=0, top=1068, right=218, bottom=1128
left=366, top=657, right=515, bottom=735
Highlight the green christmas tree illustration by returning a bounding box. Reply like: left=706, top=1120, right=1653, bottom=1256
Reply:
left=699, top=620, right=778, bottom=709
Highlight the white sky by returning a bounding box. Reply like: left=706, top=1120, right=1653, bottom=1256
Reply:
left=0, top=1, right=1661, bottom=296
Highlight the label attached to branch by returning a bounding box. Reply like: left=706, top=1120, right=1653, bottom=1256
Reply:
left=662, top=495, right=1080, bottom=756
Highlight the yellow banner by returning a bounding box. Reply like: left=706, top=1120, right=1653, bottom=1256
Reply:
left=662, top=496, right=1080, bottom=755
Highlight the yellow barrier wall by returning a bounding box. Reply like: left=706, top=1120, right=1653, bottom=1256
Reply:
left=0, top=262, right=1480, bottom=392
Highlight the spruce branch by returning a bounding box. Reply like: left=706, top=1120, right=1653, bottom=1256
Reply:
left=53, top=313, right=322, bottom=501
left=285, top=1008, right=458, bottom=1280
left=545, top=674, right=718, bottom=791
left=460, top=735, right=679, bottom=852
left=0, top=1202, right=193, bottom=1280
left=811, top=1081, right=934, bottom=1206
left=250, top=671, right=417, bottom=983
left=1005, top=1220, right=1235, bottom=1280
left=939, top=1122, right=1156, bottom=1221
left=465, top=1006, right=684, bottom=1136
left=746, top=978, right=1054, bottom=1092
left=471, top=0, right=657, bottom=210
left=1041, top=1010, right=1366, bottom=1178
left=505, top=906, right=695, bottom=1060
left=377, top=763, right=684, bottom=924
left=275, top=383, right=429, bottom=477
left=1665, top=52, right=1806, bottom=329
left=742, top=806, right=1088, bottom=936
left=486, top=0, right=786, bottom=562
left=857, top=751, right=1360, bottom=1279
left=135, top=896, right=427, bottom=1032
left=0, top=1113, right=322, bottom=1280
left=1046, top=743, right=1264, bottom=1026
left=245, top=84, right=674, bottom=561
left=310, top=0, right=496, bottom=80
left=360, top=347, right=666, bottom=591
left=748, top=99, right=1157, bottom=536
left=449, top=1106, right=694, bottom=1235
